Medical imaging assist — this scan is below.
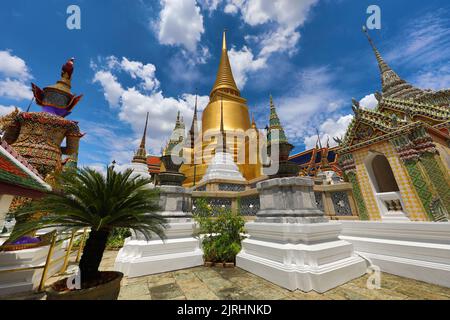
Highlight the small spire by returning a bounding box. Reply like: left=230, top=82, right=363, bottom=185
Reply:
left=362, top=26, right=424, bottom=100
left=189, top=91, right=199, bottom=148
left=316, top=128, right=323, bottom=149
left=251, top=113, right=256, bottom=129
left=140, top=112, right=149, bottom=149
left=132, top=112, right=149, bottom=164
left=362, top=26, right=390, bottom=74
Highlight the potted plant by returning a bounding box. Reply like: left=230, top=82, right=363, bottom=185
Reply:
left=9, top=166, right=167, bottom=300
left=193, top=199, right=245, bottom=267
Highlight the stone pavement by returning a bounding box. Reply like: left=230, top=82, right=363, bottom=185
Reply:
left=2, top=250, right=450, bottom=300
left=98, top=252, right=450, bottom=300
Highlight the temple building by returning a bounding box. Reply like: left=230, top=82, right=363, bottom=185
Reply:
left=337, top=28, right=450, bottom=222
left=180, top=31, right=262, bottom=186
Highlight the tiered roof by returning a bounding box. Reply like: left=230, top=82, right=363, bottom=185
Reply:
left=0, top=140, right=51, bottom=195
left=338, top=29, right=450, bottom=153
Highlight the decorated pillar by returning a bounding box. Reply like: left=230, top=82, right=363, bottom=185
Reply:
left=339, top=153, right=369, bottom=220
left=390, top=134, right=437, bottom=220
left=410, top=127, right=449, bottom=220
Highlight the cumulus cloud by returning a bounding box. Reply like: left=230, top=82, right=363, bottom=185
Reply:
left=92, top=71, right=124, bottom=107
left=0, top=79, right=33, bottom=101
left=206, top=0, right=319, bottom=89
left=303, top=114, right=353, bottom=150
left=0, top=50, right=31, bottom=80
left=156, top=0, right=205, bottom=52
left=359, top=93, right=378, bottom=109
left=270, top=66, right=348, bottom=147
left=92, top=56, right=209, bottom=158
left=0, top=104, right=21, bottom=117
left=0, top=50, right=33, bottom=102
left=228, top=46, right=266, bottom=89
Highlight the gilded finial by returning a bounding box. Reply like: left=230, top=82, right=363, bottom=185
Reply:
left=223, top=29, right=227, bottom=50
left=211, top=30, right=240, bottom=96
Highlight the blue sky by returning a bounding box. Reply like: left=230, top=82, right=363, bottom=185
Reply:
left=0, top=0, right=449, bottom=170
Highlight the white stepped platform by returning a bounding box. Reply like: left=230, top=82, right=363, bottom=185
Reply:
left=0, top=244, right=64, bottom=296
left=340, top=221, right=450, bottom=288
left=114, top=222, right=203, bottom=278
left=114, top=185, right=203, bottom=277
left=236, top=177, right=367, bottom=293
left=237, top=221, right=367, bottom=292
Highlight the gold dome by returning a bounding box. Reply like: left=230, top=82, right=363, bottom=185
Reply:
left=180, top=31, right=262, bottom=185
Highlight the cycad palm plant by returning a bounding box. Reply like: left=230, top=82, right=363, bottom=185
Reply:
left=10, top=166, right=167, bottom=287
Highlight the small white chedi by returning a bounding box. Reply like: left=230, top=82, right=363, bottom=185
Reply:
left=200, top=151, right=245, bottom=183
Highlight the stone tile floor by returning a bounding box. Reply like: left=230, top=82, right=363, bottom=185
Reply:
left=105, top=252, right=450, bottom=300
left=3, top=250, right=450, bottom=300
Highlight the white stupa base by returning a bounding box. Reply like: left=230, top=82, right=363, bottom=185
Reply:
left=340, top=221, right=450, bottom=288
left=114, top=221, right=203, bottom=278
left=236, top=221, right=367, bottom=293
left=0, top=244, right=64, bottom=296
left=200, top=151, right=245, bottom=183
left=130, top=162, right=154, bottom=188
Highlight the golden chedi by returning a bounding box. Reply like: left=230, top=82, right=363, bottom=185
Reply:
left=180, top=31, right=262, bottom=186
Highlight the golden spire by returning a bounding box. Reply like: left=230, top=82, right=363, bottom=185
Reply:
left=210, top=30, right=240, bottom=97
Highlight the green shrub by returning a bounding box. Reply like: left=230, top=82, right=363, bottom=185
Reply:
left=193, top=199, right=245, bottom=263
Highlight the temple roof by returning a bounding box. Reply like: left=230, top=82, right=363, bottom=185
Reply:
left=146, top=155, right=161, bottom=174
left=289, top=146, right=341, bottom=177
left=379, top=97, right=450, bottom=123
left=210, top=31, right=240, bottom=97
left=0, top=140, right=51, bottom=194
left=363, top=27, right=426, bottom=101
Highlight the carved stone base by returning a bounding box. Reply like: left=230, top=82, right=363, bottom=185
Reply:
left=236, top=177, right=367, bottom=292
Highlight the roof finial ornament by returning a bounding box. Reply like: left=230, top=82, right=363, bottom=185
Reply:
left=223, top=28, right=227, bottom=50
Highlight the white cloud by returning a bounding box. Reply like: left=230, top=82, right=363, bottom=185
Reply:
left=383, top=10, right=450, bottom=91
left=228, top=46, right=266, bottom=88
left=0, top=50, right=31, bottom=80
left=156, top=0, right=205, bottom=52
left=210, top=0, right=319, bottom=89
left=0, top=104, right=21, bottom=117
left=272, top=66, right=348, bottom=146
left=0, top=78, right=33, bottom=101
left=412, top=64, right=450, bottom=90
left=0, top=50, right=33, bottom=102
left=198, top=0, right=222, bottom=11
left=303, top=115, right=353, bottom=150
left=92, top=71, right=124, bottom=107
left=359, top=93, right=378, bottom=109
left=92, top=56, right=209, bottom=155
left=119, top=57, right=160, bottom=92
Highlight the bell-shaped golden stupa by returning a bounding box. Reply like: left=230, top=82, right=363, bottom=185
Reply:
left=180, top=31, right=262, bottom=186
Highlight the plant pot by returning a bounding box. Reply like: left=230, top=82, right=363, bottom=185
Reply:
left=46, top=271, right=123, bottom=300
left=215, top=262, right=225, bottom=268
left=204, top=261, right=214, bottom=267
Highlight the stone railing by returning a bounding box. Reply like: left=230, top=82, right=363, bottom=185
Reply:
left=191, top=179, right=360, bottom=220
